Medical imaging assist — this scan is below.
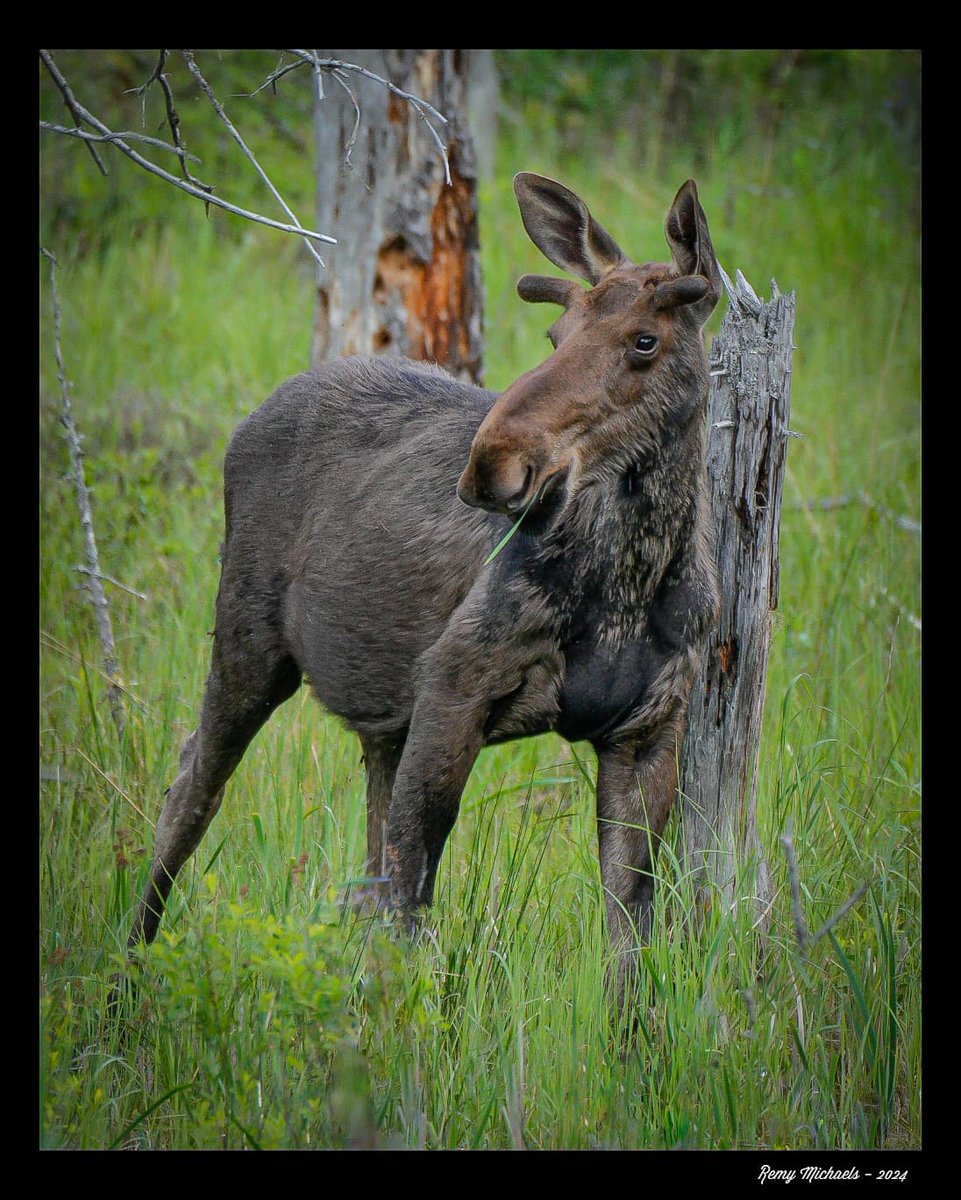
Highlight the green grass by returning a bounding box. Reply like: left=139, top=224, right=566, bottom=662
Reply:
left=40, top=50, right=919, bottom=1149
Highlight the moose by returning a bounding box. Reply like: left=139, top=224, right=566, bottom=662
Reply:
left=128, top=174, right=722, bottom=990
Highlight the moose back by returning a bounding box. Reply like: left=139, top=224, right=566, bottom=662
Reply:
left=129, top=174, right=721, bottom=981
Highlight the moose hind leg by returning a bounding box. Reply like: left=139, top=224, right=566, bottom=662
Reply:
left=130, top=653, right=301, bottom=949
left=359, top=731, right=407, bottom=880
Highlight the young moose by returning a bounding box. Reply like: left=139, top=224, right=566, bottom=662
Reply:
left=129, top=175, right=721, bottom=983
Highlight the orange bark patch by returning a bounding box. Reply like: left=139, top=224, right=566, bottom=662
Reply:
left=421, top=163, right=475, bottom=366
left=388, top=91, right=406, bottom=125
left=372, top=154, right=479, bottom=379
left=719, top=637, right=739, bottom=676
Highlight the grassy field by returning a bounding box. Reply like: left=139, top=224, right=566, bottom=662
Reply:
left=40, top=51, right=919, bottom=1150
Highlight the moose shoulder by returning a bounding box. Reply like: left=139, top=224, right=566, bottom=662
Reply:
left=129, top=174, right=721, bottom=989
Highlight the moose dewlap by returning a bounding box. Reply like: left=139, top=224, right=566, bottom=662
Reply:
left=129, top=174, right=721, bottom=991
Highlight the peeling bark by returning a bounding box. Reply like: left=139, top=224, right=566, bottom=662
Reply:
left=680, top=274, right=796, bottom=924
left=313, top=50, right=484, bottom=384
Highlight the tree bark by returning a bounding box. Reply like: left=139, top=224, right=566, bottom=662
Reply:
left=312, top=50, right=484, bottom=384
left=680, top=271, right=796, bottom=923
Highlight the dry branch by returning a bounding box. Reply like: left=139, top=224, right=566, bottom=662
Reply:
left=41, top=49, right=458, bottom=258
left=75, top=565, right=148, bottom=602
left=39, top=122, right=203, bottom=161
left=329, top=70, right=362, bottom=169
left=43, top=248, right=126, bottom=746
left=127, top=49, right=210, bottom=192
left=39, top=50, right=337, bottom=249
left=181, top=50, right=326, bottom=269
left=40, top=49, right=107, bottom=176
left=253, top=50, right=452, bottom=184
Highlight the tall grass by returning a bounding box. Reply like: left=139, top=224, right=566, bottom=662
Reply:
left=40, top=50, right=919, bottom=1149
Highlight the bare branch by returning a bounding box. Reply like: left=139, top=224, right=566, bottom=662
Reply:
left=412, top=102, right=452, bottom=186
left=40, top=121, right=201, bottom=162
left=290, top=54, right=449, bottom=126
left=261, top=50, right=453, bottom=185
left=126, top=49, right=210, bottom=191
left=40, top=49, right=108, bottom=177
left=310, top=49, right=325, bottom=101
left=248, top=58, right=305, bottom=96
left=330, top=69, right=362, bottom=171
left=75, top=564, right=149, bottom=601
left=126, top=49, right=168, bottom=108
left=40, top=52, right=337, bottom=247
left=181, top=50, right=325, bottom=268
left=791, top=493, right=857, bottom=513
left=40, top=108, right=337, bottom=246
left=861, top=491, right=921, bottom=537
left=43, top=248, right=126, bottom=745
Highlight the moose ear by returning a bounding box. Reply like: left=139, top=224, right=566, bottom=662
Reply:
left=664, top=180, right=722, bottom=325
left=514, top=173, right=627, bottom=286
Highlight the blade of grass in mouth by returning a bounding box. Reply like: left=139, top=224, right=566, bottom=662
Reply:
left=484, top=488, right=542, bottom=565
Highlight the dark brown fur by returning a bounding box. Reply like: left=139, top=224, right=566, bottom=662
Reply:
left=129, top=175, right=721, bottom=995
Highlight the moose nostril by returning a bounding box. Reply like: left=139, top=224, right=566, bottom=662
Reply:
left=458, top=453, right=539, bottom=514
left=505, top=464, right=535, bottom=512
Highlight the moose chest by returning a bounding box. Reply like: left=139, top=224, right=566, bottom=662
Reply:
left=555, top=623, right=666, bottom=744
left=514, top=486, right=684, bottom=747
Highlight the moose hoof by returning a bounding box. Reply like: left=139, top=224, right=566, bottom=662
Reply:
left=346, top=880, right=430, bottom=939
left=347, top=876, right=392, bottom=915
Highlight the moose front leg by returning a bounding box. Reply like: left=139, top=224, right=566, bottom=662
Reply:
left=380, top=581, right=561, bottom=919
left=384, top=698, right=486, bottom=913
left=594, top=709, right=686, bottom=988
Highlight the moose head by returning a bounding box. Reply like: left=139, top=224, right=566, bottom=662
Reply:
left=457, top=174, right=721, bottom=517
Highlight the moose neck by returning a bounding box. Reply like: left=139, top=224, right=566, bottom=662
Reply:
left=527, top=392, right=708, bottom=645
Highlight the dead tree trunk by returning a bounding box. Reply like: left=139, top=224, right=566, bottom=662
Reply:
left=680, top=270, right=796, bottom=922
left=312, top=50, right=484, bottom=384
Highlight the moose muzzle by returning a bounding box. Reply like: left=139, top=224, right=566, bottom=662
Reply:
left=457, top=357, right=583, bottom=515
left=457, top=437, right=543, bottom=514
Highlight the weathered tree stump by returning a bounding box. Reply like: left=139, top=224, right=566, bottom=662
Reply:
left=679, top=269, right=796, bottom=923
left=312, top=50, right=484, bottom=384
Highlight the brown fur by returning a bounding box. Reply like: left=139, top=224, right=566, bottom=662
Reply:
left=128, top=175, right=722, bottom=1001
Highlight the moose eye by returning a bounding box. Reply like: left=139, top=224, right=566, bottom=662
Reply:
left=633, top=334, right=658, bottom=356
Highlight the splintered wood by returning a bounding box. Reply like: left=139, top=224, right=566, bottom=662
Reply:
left=680, top=272, right=796, bottom=921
